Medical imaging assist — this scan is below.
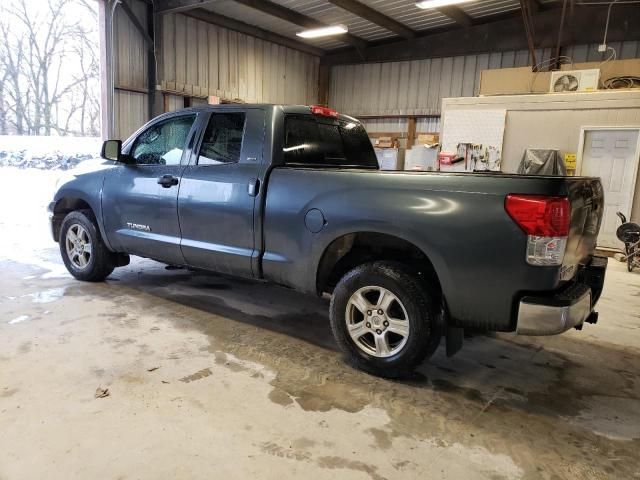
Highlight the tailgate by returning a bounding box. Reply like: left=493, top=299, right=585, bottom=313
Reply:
left=561, top=178, right=604, bottom=280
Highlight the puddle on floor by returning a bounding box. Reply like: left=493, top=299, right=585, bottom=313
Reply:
left=568, top=395, right=640, bottom=441
left=8, top=315, right=30, bottom=325
left=28, top=287, right=66, bottom=303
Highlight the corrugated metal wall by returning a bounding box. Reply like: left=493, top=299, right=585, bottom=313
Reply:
left=114, top=91, right=147, bottom=140
left=362, top=117, right=441, bottom=134
left=111, top=0, right=639, bottom=140
left=112, top=0, right=149, bottom=140
left=111, top=2, right=320, bottom=140
left=113, top=2, right=148, bottom=91
left=331, top=41, right=640, bottom=118
left=161, top=13, right=319, bottom=104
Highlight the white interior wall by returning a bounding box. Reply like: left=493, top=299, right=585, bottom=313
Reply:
left=441, top=91, right=640, bottom=222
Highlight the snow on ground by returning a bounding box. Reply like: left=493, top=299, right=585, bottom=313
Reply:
left=0, top=135, right=101, bottom=170
left=0, top=136, right=102, bottom=274
left=0, top=167, right=71, bottom=277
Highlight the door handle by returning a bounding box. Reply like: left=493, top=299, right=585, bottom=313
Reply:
left=157, top=174, right=179, bottom=188
left=247, top=178, right=260, bottom=197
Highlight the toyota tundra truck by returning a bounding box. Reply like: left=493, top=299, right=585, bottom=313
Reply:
left=48, top=104, right=607, bottom=377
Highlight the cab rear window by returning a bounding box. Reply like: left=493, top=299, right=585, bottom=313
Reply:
left=283, top=115, right=377, bottom=168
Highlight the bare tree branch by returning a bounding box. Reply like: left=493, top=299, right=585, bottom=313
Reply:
left=1, top=0, right=100, bottom=136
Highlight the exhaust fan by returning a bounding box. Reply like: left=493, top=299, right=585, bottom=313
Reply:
left=549, top=69, right=600, bottom=93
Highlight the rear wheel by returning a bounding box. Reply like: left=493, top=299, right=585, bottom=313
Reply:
left=59, top=210, right=115, bottom=281
left=329, top=261, right=442, bottom=378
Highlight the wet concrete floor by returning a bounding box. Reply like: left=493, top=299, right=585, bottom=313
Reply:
left=1, top=250, right=640, bottom=479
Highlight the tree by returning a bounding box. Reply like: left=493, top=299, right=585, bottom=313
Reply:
left=0, top=0, right=100, bottom=136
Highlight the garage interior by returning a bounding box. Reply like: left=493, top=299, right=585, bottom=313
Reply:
left=2, top=0, right=640, bottom=478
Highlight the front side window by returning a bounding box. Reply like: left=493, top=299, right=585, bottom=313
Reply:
left=283, top=115, right=377, bottom=168
left=198, top=113, right=246, bottom=165
left=131, top=115, right=196, bottom=165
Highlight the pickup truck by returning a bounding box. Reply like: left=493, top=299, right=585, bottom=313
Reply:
left=49, top=104, right=608, bottom=378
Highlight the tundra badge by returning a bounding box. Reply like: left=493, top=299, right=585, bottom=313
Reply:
left=126, top=222, right=151, bottom=232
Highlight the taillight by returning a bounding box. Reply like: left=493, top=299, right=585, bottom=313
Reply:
left=310, top=105, right=339, bottom=118
left=505, top=194, right=570, bottom=266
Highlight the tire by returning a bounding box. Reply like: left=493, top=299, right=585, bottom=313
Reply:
left=626, top=244, right=634, bottom=272
left=59, top=210, right=115, bottom=282
left=329, top=261, right=442, bottom=378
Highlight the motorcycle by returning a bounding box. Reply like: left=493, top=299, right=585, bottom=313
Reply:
left=616, top=212, right=640, bottom=272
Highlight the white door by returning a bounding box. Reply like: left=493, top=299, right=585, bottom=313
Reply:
left=580, top=128, right=640, bottom=249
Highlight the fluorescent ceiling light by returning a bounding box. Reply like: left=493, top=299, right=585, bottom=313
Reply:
left=296, top=25, right=348, bottom=39
left=416, top=0, right=473, bottom=9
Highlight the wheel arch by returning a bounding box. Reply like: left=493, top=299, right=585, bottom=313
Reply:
left=316, top=231, right=444, bottom=301
left=51, top=197, right=96, bottom=241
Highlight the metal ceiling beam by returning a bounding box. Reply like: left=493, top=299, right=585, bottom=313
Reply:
left=232, top=0, right=368, bottom=50
left=183, top=8, right=325, bottom=56
left=326, top=0, right=416, bottom=39
left=322, top=4, right=640, bottom=65
left=436, top=6, right=473, bottom=27
left=156, top=0, right=220, bottom=15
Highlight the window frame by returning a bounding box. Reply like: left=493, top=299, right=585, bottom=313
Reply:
left=192, top=111, right=248, bottom=167
left=127, top=113, right=199, bottom=167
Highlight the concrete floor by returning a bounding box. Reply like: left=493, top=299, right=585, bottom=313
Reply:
left=1, top=169, right=640, bottom=479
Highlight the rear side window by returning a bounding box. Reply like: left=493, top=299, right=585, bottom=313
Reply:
left=283, top=115, right=377, bottom=168
left=198, top=112, right=246, bottom=165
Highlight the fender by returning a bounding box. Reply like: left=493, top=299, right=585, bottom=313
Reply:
left=53, top=163, right=116, bottom=252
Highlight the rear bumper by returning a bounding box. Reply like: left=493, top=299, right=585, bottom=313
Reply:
left=516, top=255, right=607, bottom=336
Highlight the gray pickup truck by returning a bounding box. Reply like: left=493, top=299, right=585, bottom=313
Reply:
left=49, top=104, right=607, bottom=377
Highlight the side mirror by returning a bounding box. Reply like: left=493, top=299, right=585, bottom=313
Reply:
left=101, top=140, right=134, bottom=164
left=101, top=139, right=121, bottom=161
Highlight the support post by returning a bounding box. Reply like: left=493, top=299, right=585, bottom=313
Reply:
left=98, top=0, right=115, bottom=140
left=318, top=64, right=330, bottom=106
left=146, top=2, right=160, bottom=119
left=407, top=116, right=417, bottom=149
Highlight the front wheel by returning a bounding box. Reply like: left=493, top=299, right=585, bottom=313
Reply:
left=329, top=261, right=442, bottom=378
left=59, top=210, right=116, bottom=282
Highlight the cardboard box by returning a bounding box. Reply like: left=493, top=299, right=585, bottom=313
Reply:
left=479, top=59, right=640, bottom=96
left=416, top=133, right=440, bottom=145
left=375, top=136, right=395, bottom=148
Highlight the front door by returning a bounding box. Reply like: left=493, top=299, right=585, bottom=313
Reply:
left=178, top=109, right=264, bottom=277
left=580, top=128, right=640, bottom=249
left=102, top=113, right=198, bottom=264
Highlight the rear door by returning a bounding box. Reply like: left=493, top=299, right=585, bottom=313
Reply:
left=178, top=108, right=265, bottom=277
left=580, top=128, right=640, bottom=248
left=102, top=113, right=198, bottom=264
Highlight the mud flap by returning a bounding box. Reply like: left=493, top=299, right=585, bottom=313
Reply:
left=114, top=253, right=130, bottom=267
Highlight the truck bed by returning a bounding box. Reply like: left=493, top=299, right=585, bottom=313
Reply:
left=261, top=168, right=603, bottom=331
